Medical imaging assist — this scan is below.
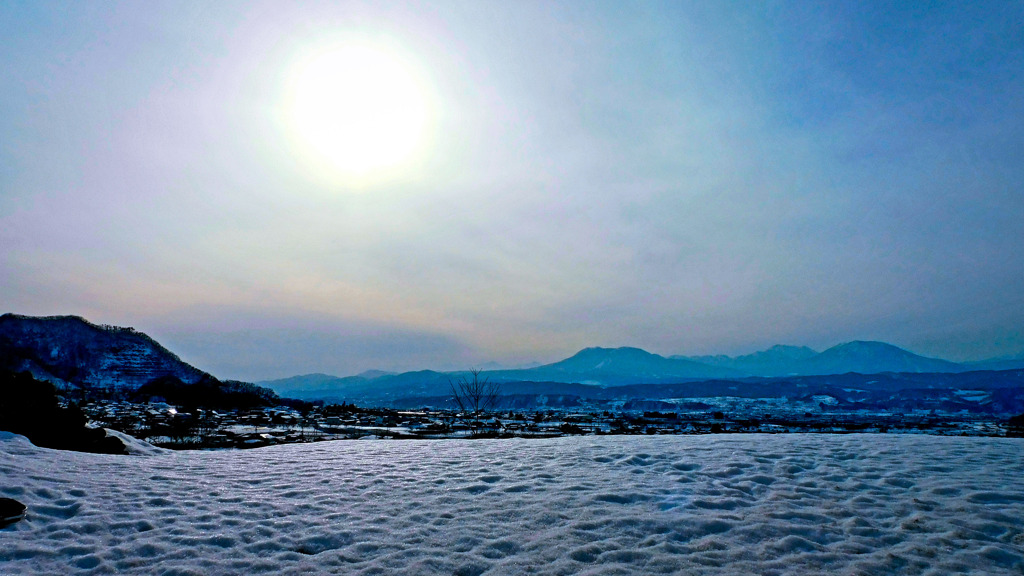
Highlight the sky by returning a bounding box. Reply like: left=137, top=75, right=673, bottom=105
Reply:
left=2, top=1, right=1023, bottom=381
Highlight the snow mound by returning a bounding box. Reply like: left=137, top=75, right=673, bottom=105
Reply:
left=102, top=429, right=168, bottom=456
left=2, top=434, right=1023, bottom=574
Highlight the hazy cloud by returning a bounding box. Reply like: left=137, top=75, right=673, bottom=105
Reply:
left=2, top=1, right=1022, bottom=377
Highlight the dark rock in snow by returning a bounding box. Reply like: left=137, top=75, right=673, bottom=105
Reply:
left=0, top=498, right=26, bottom=527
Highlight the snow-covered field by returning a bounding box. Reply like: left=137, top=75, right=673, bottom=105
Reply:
left=2, top=432, right=1023, bottom=575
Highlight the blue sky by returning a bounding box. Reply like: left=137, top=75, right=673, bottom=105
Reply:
left=2, top=1, right=1022, bottom=380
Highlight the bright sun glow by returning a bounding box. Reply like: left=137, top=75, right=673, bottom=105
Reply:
left=286, top=42, right=431, bottom=183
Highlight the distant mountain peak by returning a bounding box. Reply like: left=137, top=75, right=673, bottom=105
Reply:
left=674, top=340, right=967, bottom=377
left=538, top=346, right=740, bottom=382
left=558, top=347, right=664, bottom=368
left=356, top=369, right=395, bottom=380
left=831, top=340, right=901, bottom=349
left=764, top=344, right=818, bottom=354
left=574, top=346, right=653, bottom=356
left=818, top=340, right=923, bottom=359
left=805, top=340, right=963, bottom=375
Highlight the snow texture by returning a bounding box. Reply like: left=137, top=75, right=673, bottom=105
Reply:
left=2, top=431, right=1023, bottom=575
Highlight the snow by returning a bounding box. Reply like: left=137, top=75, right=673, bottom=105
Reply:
left=2, top=431, right=1023, bottom=575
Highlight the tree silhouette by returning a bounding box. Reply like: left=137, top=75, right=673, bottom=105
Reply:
left=449, top=369, right=500, bottom=418
left=0, top=370, right=126, bottom=454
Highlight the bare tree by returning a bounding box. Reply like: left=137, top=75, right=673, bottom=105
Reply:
left=449, top=369, right=500, bottom=418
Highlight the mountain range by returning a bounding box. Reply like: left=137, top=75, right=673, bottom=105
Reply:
left=3, top=313, right=1024, bottom=408
left=260, top=341, right=1024, bottom=403
left=676, top=341, right=966, bottom=377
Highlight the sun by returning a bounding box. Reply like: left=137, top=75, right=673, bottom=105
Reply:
left=285, top=41, right=432, bottom=183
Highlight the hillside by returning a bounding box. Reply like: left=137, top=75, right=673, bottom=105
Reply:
left=0, top=314, right=208, bottom=390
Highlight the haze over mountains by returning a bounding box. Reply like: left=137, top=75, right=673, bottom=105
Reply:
left=263, top=340, right=1005, bottom=395
left=3, top=313, right=1024, bottom=409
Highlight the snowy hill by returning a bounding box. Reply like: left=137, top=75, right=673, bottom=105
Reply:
left=0, top=314, right=208, bottom=390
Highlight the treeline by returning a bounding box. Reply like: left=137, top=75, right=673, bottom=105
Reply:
left=134, top=375, right=281, bottom=409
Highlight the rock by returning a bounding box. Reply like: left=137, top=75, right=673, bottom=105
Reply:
left=0, top=498, right=26, bottom=527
